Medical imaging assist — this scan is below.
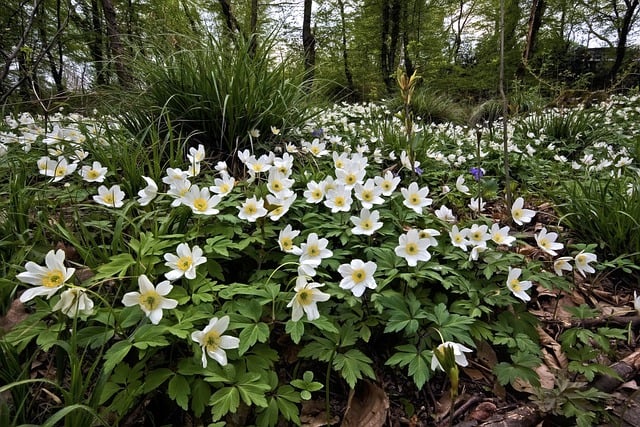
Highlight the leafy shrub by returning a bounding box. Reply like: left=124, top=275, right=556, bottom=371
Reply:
left=117, top=33, right=314, bottom=173
left=554, top=176, right=640, bottom=266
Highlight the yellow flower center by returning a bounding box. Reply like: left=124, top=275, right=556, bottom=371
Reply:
left=307, top=245, right=320, bottom=257
left=204, top=330, right=221, bottom=351
left=296, top=289, right=313, bottom=306
left=361, top=190, right=373, bottom=201
left=494, top=234, right=503, bottom=243
left=177, top=256, right=193, bottom=271
left=409, top=194, right=419, bottom=205
left=351, top=269, right=366, bottom=283
left=311, top=146, right=320, bottom=155
left=271, top=181, right=282, bottom=191
left=334, top=196, right=345, bottom=207
left=312, top=189, right=322, bottom=199
left=43, top=269, right=64, bottom=287
left=513, top=209, right=522, bottom=219
left=251, top=163, right=264, bottom=172
left=139, top=290, right=161, bottom=311
left=576, top=255, right=585, bottom=264
left=406, top=243, right=418, bottom=255
left=335, top=160, right=344, bottom=169
left=281, top=237, right=293, bottom=250
left=539, top=238, right=549, bottom=248
left=193, top=198, right=208, bottom=212
left=360, top=219, right=372, bottom=230
left=219, top=183, right=230, bottom=193
left=55, top=166, right=67, bottom=176
left=270, top=206, right=283, bottom=216
left=510, top=279, right=521, bottom=291
left=278, top=166, right=288, bottom=174
left=454, top=235, right=463, bottom=244
left=102, top=193, right=114, bottom=205
left=244, top=203, right=257, bottom=215
left=382, top=181, right=391, bottom=191
left=345, top=174, right=356, bottom=185
left=472, top=232, right=482, bottom=241
left=87, top=169, right=100, bottom=179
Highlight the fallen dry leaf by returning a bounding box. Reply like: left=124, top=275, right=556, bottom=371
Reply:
left=0, top=298, right=29, bottom=333
left=468, top=401, right=497, bottom=422
left=341, top=381, right=389, bottom=427
left=301, top=400, right=340, bottom=427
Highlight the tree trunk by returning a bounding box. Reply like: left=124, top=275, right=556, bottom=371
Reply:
left=91, top=0, right=107, bottom=85
left=609, top=0, right=639, bottom=84
left=217, top=0, right=243, bottom=41
left=381, top=0, right=402, bottom=92
left=337, top=0, right=354, bottom=91
left=401, top=1, right=414, bottom=78
left=380, top=0, right=390, bottom=91
left=101, top=0, right=131, bottom=87
left=302, top=0, right=315, bottom=92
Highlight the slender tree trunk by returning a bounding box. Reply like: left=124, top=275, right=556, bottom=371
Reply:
left=302, top=0, right=316, bottom=92
left=217, top=0, right=243, bottom=41
left=401, top=2, right=413, bottom=77
left=337, top=0, right=354, bottom=91
left=381, top=0, right=401, bottom=92
left=381, top=0, right=390, bottom=90
left=248, top=0, right=258, bottom=56
left=609, top=0, right=639, bottom=83
left=101, top=0, right=131, bottom=86
left=91, top=0, right=107, bottom=85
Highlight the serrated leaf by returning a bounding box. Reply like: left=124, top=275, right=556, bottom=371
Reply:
left=210, top=386, right=240, bottom=421
left=238, top=323, right=270, bottom=355
left=168, top=375, right=190, bottom=410
left=312, top=316, right=339, bottom=334
left=285, top=320, right=304, bottom=344
left=103, top=341, right=132, bottom=374
left=408, top=352, right=431, bottom=390
left=332, top=349, right=375, bottom=389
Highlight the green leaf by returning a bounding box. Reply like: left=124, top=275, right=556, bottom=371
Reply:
left=143, top=368, right=174, bottom=393
left=494, top=361, right=540, bottom=387
left=238, top=322, right=270, bottom=355
left=312, top=316, right=339, bottom=334
left=332, top=349, right=375, bottom=389
left=285, top=320, right=304, bottom=344
left=210, top=386, right=240, bottom=421
left=168, top=375, right=191, bottom=410
left=103, top=341, right=132, bottom=374
left=94, top=253, right=136, bottom=280
left=191, top=379, right=211, bottom=417
left=407, top=351, right=431, bottom=390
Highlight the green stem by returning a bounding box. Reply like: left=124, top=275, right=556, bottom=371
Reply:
left=326, top=350, right=335, bottom=425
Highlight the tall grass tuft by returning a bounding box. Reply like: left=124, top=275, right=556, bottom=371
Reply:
left=554, top=176, right=640, bottom=266
left=116, top=33, right=315, bottom=174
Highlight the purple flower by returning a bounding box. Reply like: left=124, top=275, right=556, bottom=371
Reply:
left=414, top=166, right=424, bottom=176
left=470, top=167, right=484, bottom=181
left=311, top=128, right=324, bottom=138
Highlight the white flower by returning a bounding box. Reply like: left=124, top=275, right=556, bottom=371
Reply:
left=417, top=229, right=440, bottom=247
left=511, top=197, right=536, bottom=226
left=287, top=276, right=331, bottom=321
left=350, top=208, right=383, bottom=236
left=468, top=197, right=486, bottom=213
left=354, top=179, right=384, bottom=209
left=187, top=144, right=206, bottom=163
left=191, top=316, right=240, bottom=368
left=435, top=205, right=456, bottom=223
left=164, top=243, right=207, bottom=280
left=238, top=196, right=268, bottom=222
left=304, top=180, right=325, bottom=204
left=553, top=256, right=573, bottom=276
left=335, top=163, right=365, bottom=189
left=324, top=184, right=353, bottom=213
left=162, top=167, right=189, bottom=187
left=634, top=291, right=640, bottom=316
left=300, top=233, right=333, bottom=266
left=93, top=185, right=126, bottom=208
left=167, top=177, right=192, bottom=207
left=455, top=175, right=471, bottom=195
left=122, top=275, right=178, bottom=324
left=53, top=287, right=94, bottom=317
left=431, top=341, right=473, bottom=371
left=467, top=224, right=490, bottom=248
left=469, top=245, right=488, bottom=261
left=373, top=170, right=400, bottom=196
left=338, top=259, right=378, bottom=297
left=506, top=267, right=532, bottom=302
left=401, top=182, right=433, bottom=214
left=278, top=224, right=302, bottom=255
left=80, top=161, right=108, bottom=182
left=449, top=225, right=470, bottom=251
left=490, top=223, right=515, bottom=246
left=395, top=229, right=431, bottom=266
left=137, top=176, right=158, bottom=206
left=267, top=169, right=295, bottom=198
left=17, top=249, right=75, bottom=302
left=535, top=227, right=563, bottom=256
left=209, top=174, right=235, bottom=197
left=574, top=251, right=597, bottom=277
left=183, top=185, right=221, bottom=215
left=266, top=193, right=296, bottom=221
left=51, top=157, right=78, bottom=182
left=249, top=128, right=260, bottom=138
